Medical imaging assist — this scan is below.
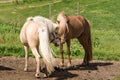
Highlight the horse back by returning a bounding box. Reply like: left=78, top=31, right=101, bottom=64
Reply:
left=20, top=20, right=39, bottom=46
left=67, top=16, right=85, bottom=38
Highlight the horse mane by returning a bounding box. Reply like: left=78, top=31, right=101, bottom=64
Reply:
left=57, top=12, right=69, bottom=35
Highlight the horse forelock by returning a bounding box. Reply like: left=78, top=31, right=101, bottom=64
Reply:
left=58, top=12, right=68, bottom=22
left=57, top=13, right=69, bottom=36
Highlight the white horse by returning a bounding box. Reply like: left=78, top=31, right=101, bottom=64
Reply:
left=20, top=16, right=59, bottom=78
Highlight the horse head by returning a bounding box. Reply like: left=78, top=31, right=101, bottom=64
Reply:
left=49, top=32, right=60, bottom=47
left=49, top=23, right=60, bottom=46
left=33, top=16, right=60, bottom=47
left=56, top=12, right=69, bottom=44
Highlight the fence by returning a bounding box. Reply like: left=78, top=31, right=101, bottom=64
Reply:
left=48, top=1, right=81, bottom=18
left=0, top=1, right=81, bottom=27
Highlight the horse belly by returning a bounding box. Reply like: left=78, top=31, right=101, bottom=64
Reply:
left=20, top=28, right=28, bottom=46
left=71, top=27, right=84, bottom=38
left=69, top=17, right=84, bottom=38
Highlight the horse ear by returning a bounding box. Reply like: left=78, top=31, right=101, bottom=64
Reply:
left=62, top=12, right=69, bottom=23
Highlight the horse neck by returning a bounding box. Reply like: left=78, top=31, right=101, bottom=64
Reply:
left=34, top=16, right=54, bottom=33
left=46, top=21, right=55, bottom=33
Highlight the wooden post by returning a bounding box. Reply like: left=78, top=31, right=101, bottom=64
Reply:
left=49, top=4, right=52, bottom=18
left=15, top=0, right=19, bottom=4
left=77, top=2, right=80, bottom=15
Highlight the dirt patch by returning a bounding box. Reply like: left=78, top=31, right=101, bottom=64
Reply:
left=0, top=56, right=120, bottom=80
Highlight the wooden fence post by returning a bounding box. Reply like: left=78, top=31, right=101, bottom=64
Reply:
left=49, top=4, right=52, bottom=18
left=15, top=0, right=19, bottom=4
left=77, top=2, right=80, bottom=15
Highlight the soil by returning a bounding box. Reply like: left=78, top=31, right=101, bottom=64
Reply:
left=0, top=56, right=120, bottom=80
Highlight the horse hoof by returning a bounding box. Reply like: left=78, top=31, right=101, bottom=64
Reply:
left=24, top=68, right=28, bottom=72
left=67, top=63, right=71, bottom=67
left=35, top=73, right=47, bottom=78
left=82, top=62, right=89, bottom=66
left=60, top=62, right=64, bottom=67
left=44, top=73, right=48, bottom=77
left=35, top=73, right=40, bottom=78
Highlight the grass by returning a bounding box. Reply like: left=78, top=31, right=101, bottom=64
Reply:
left=0, top=0, right=120, bottom=61
left=92, top=29, right=120, bottom=60
left=114, top=76, right=120, bottom=80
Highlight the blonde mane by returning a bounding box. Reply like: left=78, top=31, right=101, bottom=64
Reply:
left=57, top=12, right=69, bottom=35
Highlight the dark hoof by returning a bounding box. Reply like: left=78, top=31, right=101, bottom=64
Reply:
left=82, top=62, right=89, bottom=66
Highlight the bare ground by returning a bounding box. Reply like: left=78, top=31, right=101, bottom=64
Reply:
left=0, top=56, right=120, bottom=80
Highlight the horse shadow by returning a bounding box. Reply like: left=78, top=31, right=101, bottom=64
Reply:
left=65, top=61, right=113, bottom=71
left=50, top=67, right=78, bottom=80
left=49, top=61, right=113, bottom=80
left=0, top=65, right=14, bottom=70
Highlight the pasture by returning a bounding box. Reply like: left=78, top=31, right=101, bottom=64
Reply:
left=0, top=0, right=120, bottom=79
left=0, top=0, right=120, bottom=60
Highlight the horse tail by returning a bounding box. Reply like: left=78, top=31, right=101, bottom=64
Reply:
left=84, top=19, right=92, bottom=61
left=38, top=23, right=56, bottom=74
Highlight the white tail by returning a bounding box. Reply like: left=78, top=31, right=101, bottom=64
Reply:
left=38, top=23, right=56, bottom=74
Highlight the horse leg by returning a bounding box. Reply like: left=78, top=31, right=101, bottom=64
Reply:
left=60, top=43, right=64, bottom=66
left=31, top=48, right=41, bottom=78
left=77, top=36, right=91, bottom=65
left=24, top=45, right=29, bottom=71
left=66, top=40, right=71, bottom=67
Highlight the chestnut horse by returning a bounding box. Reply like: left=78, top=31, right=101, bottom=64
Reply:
left=56, top=12, right=92, bottom=66
left=20, top=16, right=59, bottom=77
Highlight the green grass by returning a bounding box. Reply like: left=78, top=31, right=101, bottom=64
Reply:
left=0, top=0, right=120, bottom=61
left=114, top=76, right=120, bottom=80
left=92, top=29, right=120, bottom=60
